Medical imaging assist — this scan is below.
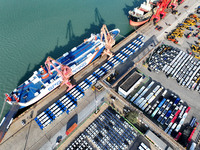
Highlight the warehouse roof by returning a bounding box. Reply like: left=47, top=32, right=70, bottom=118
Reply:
left=145, top=130, right=167, bottom=150
left=120, top=72, right=142, bottom=92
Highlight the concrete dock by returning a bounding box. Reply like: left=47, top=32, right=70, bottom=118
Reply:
left=0, top=0, right=200, bottom=149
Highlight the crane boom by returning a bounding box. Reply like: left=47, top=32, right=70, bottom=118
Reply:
left=100, top=24, right=115, bottom=59
left=45, top=56, right=74, bottom=91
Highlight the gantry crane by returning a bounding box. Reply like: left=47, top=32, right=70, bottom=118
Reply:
left=169, top=0, right=178, bottom=9
left=45, top=56, right=74, bottom=91
left=100, top=24, right=115, bottom=59
left=151, top=0, right=171, bottom=24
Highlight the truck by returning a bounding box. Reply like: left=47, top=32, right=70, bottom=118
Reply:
left=66, top=123, right=77, bottom=135
left=151, top=98, right=166, bottom=117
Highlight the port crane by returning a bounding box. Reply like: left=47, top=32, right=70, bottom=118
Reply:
left=100, top=24, right=115, bottom=59
left=151, top=0, right=171, bottom=24
left=45, top=56, right=74, bottom=91
left=169, top=0, right=178, bottom=9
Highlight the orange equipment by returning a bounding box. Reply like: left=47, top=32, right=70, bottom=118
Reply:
left=66, top=123, right=77, bottom=135
left=167, top=35, right=178, bottom=44
left=5, top=93, right=12, bottom=102
left=40, top=65, right=49, bottom=79
left=45, top=57, right=74, bottom=91
left=100, top=24, right=115, bottom=59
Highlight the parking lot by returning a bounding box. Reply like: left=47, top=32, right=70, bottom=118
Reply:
left=147, top=44, right=200, bottom=93
left=122, top=71, right=192, bottom=145
left=66, top=133, right=94, bottom=150
left=65, top=106, right=153, bottom=150
left=166, top=11, right=200, bottom=55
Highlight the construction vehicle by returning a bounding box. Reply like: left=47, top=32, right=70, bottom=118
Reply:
left=167, top=35, right=178, bottom=44
left=184, top=18, right=196, bottom=26
left=194, top=32, right=200, bottom=37
left=195, top=55, right=200, bottom=59
left=170, top=28, right=184, bottom=38
left=178, top=23, right=188, bottom=29
left=189, top=14, right=200, bottom=22
left=191, top=44, right=200, bottom=59
left=197, top=6, right=200, bottom=14
left=186, top=26, right=194, bottom=31
left=195, top=41, right=200, bottom=46
left=186, top=32, right=192, bottom=38
left=191, top=44, right=200, bottom=53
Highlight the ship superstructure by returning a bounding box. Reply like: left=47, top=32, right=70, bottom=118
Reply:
left=129, top=0, right=157, bottom=27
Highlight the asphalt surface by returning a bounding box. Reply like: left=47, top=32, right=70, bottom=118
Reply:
left=40, top=90, right=105, bottom=150
left=0, top=88, right=105, bottom=150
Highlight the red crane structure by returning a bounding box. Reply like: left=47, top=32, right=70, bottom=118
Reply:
left=151, top=0, right=171, bottom=24
left=177, top=0, right=184, bottom=5
left=45, top=56, right=74, bottom=91
left=100, top=24, right=115, bottom=59
left=169, top=0, right=178, bottom=9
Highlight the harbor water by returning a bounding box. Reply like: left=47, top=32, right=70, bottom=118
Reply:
left=0, top=0, right=145, bottom=120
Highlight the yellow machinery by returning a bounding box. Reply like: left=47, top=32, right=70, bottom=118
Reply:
left=170, top=28, right=184, bottom=38
left=189, top=14, right=200, bottom=22
left=195, top=55, right=200, bottom=59
left=195, top=76, right=200, bottom=83
left=167, top=35, right=178, bottom=44
left=191, top=44, right=200, bottom=53
left=184, top=18, right=196, bottom=26
left=191, top=44, right=200, bottom=60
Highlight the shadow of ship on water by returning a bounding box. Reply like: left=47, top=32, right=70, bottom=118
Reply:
left=16, top=8, right=116, bottom=115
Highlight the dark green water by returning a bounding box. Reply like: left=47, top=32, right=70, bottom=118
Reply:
left=0, top=0, right=145, bottom=120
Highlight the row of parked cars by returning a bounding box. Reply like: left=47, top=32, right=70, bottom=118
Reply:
left=66, top=133, right=93, bottom=150
left=138, top=142, right=150, bottom=150
left=148, top=44, right=200, bottom=93
left=84, top=108, right=137, bottom=150
left=128, top=78, right=192, bottom=145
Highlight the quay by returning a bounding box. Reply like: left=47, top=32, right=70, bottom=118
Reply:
left=0, top=0, right=199, bottom=149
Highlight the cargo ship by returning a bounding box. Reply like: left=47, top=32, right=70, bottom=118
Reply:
left=128, top=0, right=157, bottom=27
left=129, top=0, right=182, bottom=27
left=5, top=27, right=120, bottom=108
